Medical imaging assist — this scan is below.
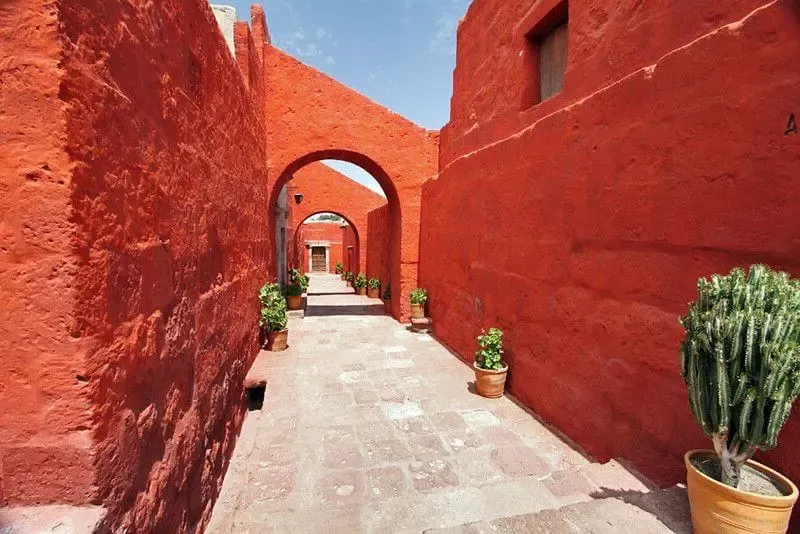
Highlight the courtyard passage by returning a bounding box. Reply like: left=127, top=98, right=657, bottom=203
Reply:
left=207, top=274, right=690, bottom=533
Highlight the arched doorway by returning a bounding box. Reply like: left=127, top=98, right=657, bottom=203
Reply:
left=291, top=212, right=361, bottom=276
left=269, top=151, right=405, bottom=317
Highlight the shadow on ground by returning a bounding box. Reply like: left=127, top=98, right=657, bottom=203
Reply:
left=589, top=487, right=692, bottom=533
left=305, top=304, right=387, bottom=317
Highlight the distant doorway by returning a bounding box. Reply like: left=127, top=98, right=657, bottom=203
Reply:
left=311, top=246, right=327, bottom=272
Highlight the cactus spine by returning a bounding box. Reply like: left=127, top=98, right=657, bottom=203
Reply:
left=680, top=265, right=800, bottom=488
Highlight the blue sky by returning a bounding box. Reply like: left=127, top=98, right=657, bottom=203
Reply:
left=214, top=0, right=471, bottom=196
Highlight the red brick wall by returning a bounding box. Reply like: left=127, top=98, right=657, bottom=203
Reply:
left=421, top=0, right=800, bottom=486
left=0, top=1, right=269, bottom=531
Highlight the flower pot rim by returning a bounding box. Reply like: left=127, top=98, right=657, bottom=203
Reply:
left=268, top=328, right=289, bottom=334
left=473, top=361, right=508, bottom=374
left=685, top=449, right=799, bottom=504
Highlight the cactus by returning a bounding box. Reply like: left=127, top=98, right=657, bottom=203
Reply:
left=680, top=265, right=800, bottom=488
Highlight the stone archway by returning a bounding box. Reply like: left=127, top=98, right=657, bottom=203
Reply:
left=263, top=46, right=439, bottom=320
left=291, top=211, right=361, bottom=277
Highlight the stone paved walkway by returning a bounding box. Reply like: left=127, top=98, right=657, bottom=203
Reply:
left=207, top=274, right=689, bottom=533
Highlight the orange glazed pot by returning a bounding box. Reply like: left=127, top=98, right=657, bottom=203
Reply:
left=367, top=287, right=380, bottom=298
left=286, top=295, right=302, bottom=310
left=685, top=450, right=798, bottom=534
left=473, top=362, right=507, bottom=398
left=266, top=329, right=288, bottom=352
left=410, top=303, right=424, bottom=319
left=356, top=287, right=366, bottom=296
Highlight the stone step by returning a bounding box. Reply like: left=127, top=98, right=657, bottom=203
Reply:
left=424, top=485, right=691, bottom=533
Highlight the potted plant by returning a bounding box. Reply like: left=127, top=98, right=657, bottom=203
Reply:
left=383, top=283, right=391, bottom=314
left=258, top=282, right=288, bottom=351
left=335, top=261, right=344, bottom=278
left=410, top=288, right=427, bottom=319
left=474, top=328, right=507, bottom=398
left=345, top=272, right=354, bottom=287
left=354, top=273, right=367, bottom=295
left=680, top=265, right=800, bottom=534
left=300, top=273, right=310, bottom=294
left=284, top=282, right=303, bottom=310
left=367, top=278, right=381, bottom=298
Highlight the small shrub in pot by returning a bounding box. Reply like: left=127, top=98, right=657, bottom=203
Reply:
left=367, top=277, right=381, bottom=298
left=409, top=288, right=427, bottom=319
left=473, top=327, right=507, bottom=398
left=335, top=261, right=344, bottom=275
left=354, top=273, right=367, bottom=295
left=258, top=282, right=288, bottom=351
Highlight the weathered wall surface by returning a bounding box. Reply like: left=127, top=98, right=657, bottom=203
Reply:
left=263, top=45, right=438, bottom=319
left=286, top=163, right=387, bottom=276
left=2, top=0, right=269, bottom=530
left=0, top=0, right=95, bottom=506
left=422, top=0, right=800, bottom=486
left=367, top=205, right=391, bottom=295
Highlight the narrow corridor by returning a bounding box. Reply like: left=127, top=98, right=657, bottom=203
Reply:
left=207, top=275, right=689, bottom=533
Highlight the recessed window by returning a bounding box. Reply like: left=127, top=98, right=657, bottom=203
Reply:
left=537, top=19, right=568, bottom=101
left=520, top=1, right=569, bottom=109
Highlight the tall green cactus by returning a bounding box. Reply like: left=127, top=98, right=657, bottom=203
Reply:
left=680, top=265, right=800, bottom=487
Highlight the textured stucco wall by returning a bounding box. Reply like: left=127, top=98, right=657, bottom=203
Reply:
left=421, top=0, right=800, bottom=488
left=0, top=1, right=269, bottom=532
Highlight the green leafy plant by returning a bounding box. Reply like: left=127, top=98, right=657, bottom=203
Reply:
left=284, top=283, right=303, bottom=297
left=258, top=282, right=287, bottom=332
left=345, top=271, right=354, bottom=282
left=335, top=261, right=344, bottom=274
left=475, top=328, right=505, bottom=371
left=368, top=277, right=381, bottom=289
left=383, top=283, right=391, bottom=300
left=288, top=268, right=308, bottom=290
left=410, top=288, right=428, bottom=305
left=680, top=264, right=800, bottom=488
left=354, top=273, right=367, bottom=289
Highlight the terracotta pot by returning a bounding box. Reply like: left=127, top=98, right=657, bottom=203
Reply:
left=286, top=294, right=302, bottom=310
left=356, top=286, right=366, bottom=296
left=473, top=362, right=507, bottom=398
left=346, top=280, right=352, bottom=287
left=266, top=329, right=288, bottom=352
left=367, top=287, right=379, bottom=298
left=410, top=303, right=424, bottom=319
left=340, top=274, right=346, bottom=280
left=685, top=450, right=798, bottom=534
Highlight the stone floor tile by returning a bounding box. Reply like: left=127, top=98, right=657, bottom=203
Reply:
left=408, top=459, right=459, bottom=493
left=479, top=425, right=523, bottom=447
left=460, top=410, right=502, bottom=430
left=352, top=387, right=379, bottom=404
left=406, top=433, right=451, bottom=461
left=366, top=467, right=408, bottom=499
left=363, top=439, right=412, bottom=465
left=380, top=400, right=425, bottom=420
left=452, top=449, right=504, bottom=487
left=490, top=446, right=552, bottom=479
left=429, top=411, right=468, bottom=432
left=355, top=421, right=397, bottom=442
left=393, top=416, right=435, bottom=436
left=443, top=430, right=487, bottom=453
left=322, top=440, right=364, bottom=468
left=314, top=470, right=366, bottom=508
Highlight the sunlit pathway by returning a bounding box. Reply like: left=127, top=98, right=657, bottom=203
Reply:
left=207, top=274, right=689, bottom=533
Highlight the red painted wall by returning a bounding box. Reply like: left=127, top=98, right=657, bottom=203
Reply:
left=285, top=162, right=386, bottom=276
left=0, top=0, right=94, bottom=506
left=263, top=45, right=438, bottom=319
left=343, top=225, right=358, bottom=276
left=367, top=205, right=391, bottom=296
left=421, top=0, right=800, bottom=487
left=0, top=2, right=269, bottom=532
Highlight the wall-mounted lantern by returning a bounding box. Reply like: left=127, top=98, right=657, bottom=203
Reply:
left=294, top=193, right=304, bottom=205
